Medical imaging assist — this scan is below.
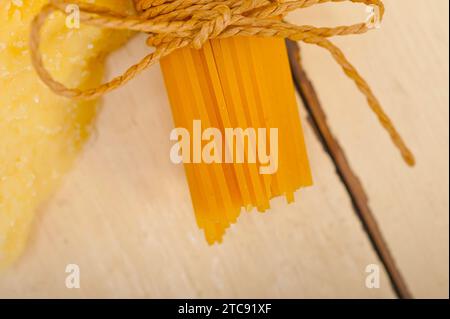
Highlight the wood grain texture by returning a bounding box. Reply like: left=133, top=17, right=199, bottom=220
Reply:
left=288, top=0, right=449, bottom=298
left=0, top=0, right=448, bottom=298
left=287, top=40, right=411, bottom=298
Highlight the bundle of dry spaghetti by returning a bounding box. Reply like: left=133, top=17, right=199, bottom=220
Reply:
left=161, top=36, right=312, bottom=243
left=26, top=0, right=415, bottom=244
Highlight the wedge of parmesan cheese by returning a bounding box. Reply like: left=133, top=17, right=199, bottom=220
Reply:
left=0, top=0, right=132, bottom=269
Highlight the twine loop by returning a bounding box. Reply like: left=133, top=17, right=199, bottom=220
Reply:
left=29, top=0, right=415, bottom=166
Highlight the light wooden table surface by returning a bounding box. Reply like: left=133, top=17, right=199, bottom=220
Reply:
left=0, top=0, right=448, bottom=298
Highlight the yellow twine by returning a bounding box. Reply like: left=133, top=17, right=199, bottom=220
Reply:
left=29, top=0, right=415, bottom=166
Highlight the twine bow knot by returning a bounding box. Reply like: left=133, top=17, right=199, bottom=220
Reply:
left=191, top=5, right=233, bottom=49
left=29, top=0, right=415, bottom=166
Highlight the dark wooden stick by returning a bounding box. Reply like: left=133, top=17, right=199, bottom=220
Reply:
left=286, top=40, right=413, bottom=299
